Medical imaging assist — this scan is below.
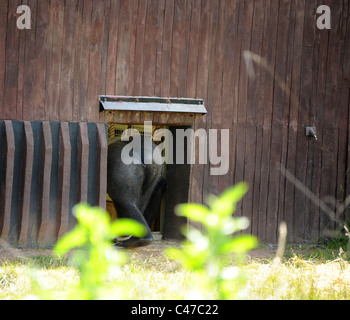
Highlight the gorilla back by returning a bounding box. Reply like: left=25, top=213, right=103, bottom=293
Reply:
left=107, top=139, right=166, bottom=248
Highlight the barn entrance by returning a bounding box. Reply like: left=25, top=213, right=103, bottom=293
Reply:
left=100, top=96, right=207, bottom=240
left=106, top=123, right=168, bottom=237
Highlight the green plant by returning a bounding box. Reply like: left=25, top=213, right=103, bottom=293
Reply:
left=166, top=182, right=257, bottom=299
left=49, top=203, right=146, bottom=300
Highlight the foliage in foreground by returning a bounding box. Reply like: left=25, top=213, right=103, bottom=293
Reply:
left=51, top=204, right=146, bottom=299
left=166, top=182, right=257, bottom=299
left=2, top=182, right=350, bottom=300
left=30, top=182, right=256, bottom=300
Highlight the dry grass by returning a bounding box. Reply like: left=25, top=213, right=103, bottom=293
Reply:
left=244, top=255, right=350, bottom=300
left=1, top=243, right=350, bottom=300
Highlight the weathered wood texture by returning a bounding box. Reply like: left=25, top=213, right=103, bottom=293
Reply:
left=0, top=0, right=350, bottom=243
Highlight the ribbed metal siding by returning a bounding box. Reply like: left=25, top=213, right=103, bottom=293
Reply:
left=0, top=120, right=107, bottom=246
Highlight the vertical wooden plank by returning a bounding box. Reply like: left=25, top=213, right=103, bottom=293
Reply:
left=319, top=127, right=337, bottom=235
left=276, top=1, right=294, bottom=235
left=249, top=0, right=266, bottom=127
left=87, top=0, right=105, bottom=122
left=293, top=0, right=317, bottom=242
left=261, top=0, right=278, bottom=128
left=59, top=0, right=78, bottom=121
left=32, top=0, right=50, bottom=120
left=96, top=124, right=108, bottom=209
left=0, top=0, right=8, bottom=119
left=72, top=0, right=84, bottom=121
left=133, top=0, right=148, bottom=95
left=189, top=0, right=211, bottom=205
left=261, top=0, right=279, bottom=243
left=336, top=126, right=348, bottom=227
left=229, top=0, right=245, bottom=220
left=18, top=121, right=34, bottom=245
left=99, top=0, right=111, bottom=110
left=78, top=122, right=89, bottom=203
left=322, top=0, right=342, bottom=129
left=346, top=89, right=350, bottom=224
left=0, top=121, right=15, bottom=241
left=170, top=0, right=191, bottom=98
left=46, top=0, right=64, bottom=122
left=216, top=0, right=234, bottom=196
left=239, top=0, right=255, bottom=229
left=308, top=0, right=329, bottom=240
left=77, top=0, right=93, bottom=121
left=268, top=0, right=292, bottom=241
left=2, top=0, right=21, bottom=120
left=160, top=0, right=174, bottom=97
left=15, top=0, right=28, bottom=122
left=57, top=122, right=71, bottom=238
left=242, top=125, right=257, bottom=235
left=142, top=0, right=160, bottom=96
left=115, top=0, right=132, bottom=96
left=257, top=126, right=271, bottom=242
left=248, top=0, right=268, bottom=239
left=343, top=0, right=350, bottom=83
left=266, top=125, right=283, bottom=243
left=230, top=0, right=244, bottom=219
left=233, top=124, right=246, bottom=217
left=231, top=0, right=243, bottom=127
left=308, top=137, right=322, bottom=242
left=251, top=125, right=263, bottom=237
left=185, top=0, right=201, bottom=99
left=127, top=0, right=139, bottom=96
left=154, top=0, right=166, bottom=98
left=22, top=0, right=36, bottom=120
left=283, top=0, right=305, bottom=242
left=209, top=0, right=225, bottom=126
left=238, top=0, right=254, bottom=126
left=219, top=0, right=238, bottom=195
left=37, top=122, right=53, bottom=244
left=203, top=0, right=218, bottom=199
left=272, top=0, right=291, bottom=126
left=293, top=129, right=308, bottom=242
left=105, top=0, right=121, bottom=96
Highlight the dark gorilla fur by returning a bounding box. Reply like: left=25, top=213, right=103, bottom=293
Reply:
left=107, top=139, right=166, bottom=248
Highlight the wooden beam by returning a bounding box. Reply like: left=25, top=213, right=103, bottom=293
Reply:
left=96, top=123, right=107, bottom=209
left=18, top=121, right=34, bottom=245
left=78, top=122, right=89, bottom=204
left=37, top=122, right=53, bottom=244
left=57, top=122, right=71, bottom=238
left=0, top=121, right=15, bottom=241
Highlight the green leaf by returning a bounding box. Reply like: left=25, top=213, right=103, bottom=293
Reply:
left=222, top=217, right=250, bottom=235
left=208, top=182, right=249, bottom=217
left=221, top=235, right=257, bottom=254
left=54, top=226, right=87, bottom=256
left=110, top=218, right=146, bottom=238
left=175, top=203, right=210, bottom=224
left=184, top=228, right=209, bottom=251
left=220, top=182, right=249, bottom=204
left=74, top=204, right=110, bottom=230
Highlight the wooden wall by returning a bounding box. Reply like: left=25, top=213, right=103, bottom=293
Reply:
left=1, top=0, right=350, bottom=243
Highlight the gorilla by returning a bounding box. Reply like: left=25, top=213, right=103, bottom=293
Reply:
left=107, top=137, right=166, bottom=248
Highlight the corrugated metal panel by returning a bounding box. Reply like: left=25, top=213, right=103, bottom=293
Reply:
left=0, top=120, right=108, bottom=246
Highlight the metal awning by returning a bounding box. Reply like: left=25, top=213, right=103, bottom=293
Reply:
left=99, top=96, right=207, bottom=115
